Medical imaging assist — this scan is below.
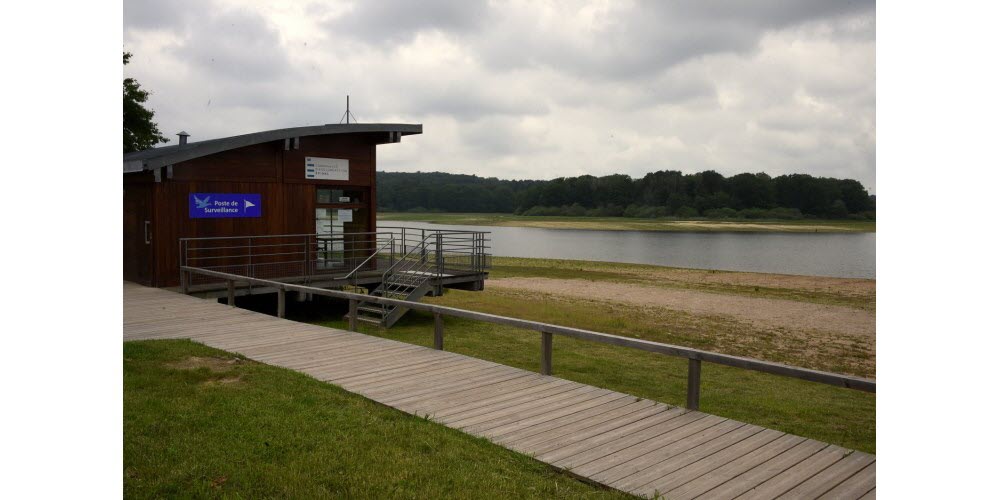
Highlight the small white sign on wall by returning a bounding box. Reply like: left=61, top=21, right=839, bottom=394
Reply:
left=305, top=157, right=349, bottom=180
left=338, top=209, right=353, bottom=223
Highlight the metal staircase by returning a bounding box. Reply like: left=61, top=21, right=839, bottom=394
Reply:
left=355, top=233, right=440, bottom=328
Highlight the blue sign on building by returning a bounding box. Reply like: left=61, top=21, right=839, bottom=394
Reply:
left=189, top=193, right=262, bottom=218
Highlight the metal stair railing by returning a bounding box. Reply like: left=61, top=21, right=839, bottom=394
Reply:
left=339, top=235, right=395, bottom=286
left=359, top=232, right=441, bottom=325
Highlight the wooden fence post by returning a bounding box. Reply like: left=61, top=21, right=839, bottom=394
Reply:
left=687, top=358, right=702, bottom=410
left=541, top=332, right=553, bottom=375
left=277, top=288, right=286, bottom=318
left=227, top=280, right=235, bottom=306
left=349, top=299, right=358, bottom=332
left=434, top=312, right=444, bottom=350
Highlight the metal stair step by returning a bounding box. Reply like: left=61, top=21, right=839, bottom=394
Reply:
left=386, top=281, right=419, bottom=288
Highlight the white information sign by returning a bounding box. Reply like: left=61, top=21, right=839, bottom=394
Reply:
left=338, top=209, right=353, bottom=223
left=305, top=157, right=349, bottom=180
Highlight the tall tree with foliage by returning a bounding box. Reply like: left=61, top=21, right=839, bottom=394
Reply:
left=377, top=170, right=875, bottom=220
left=123, top=52, right=168, bottom=153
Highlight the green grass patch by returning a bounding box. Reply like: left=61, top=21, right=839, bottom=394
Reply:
left=378, top=212, right=875, bottom=233
left=124, top=340, right=631, bottom=499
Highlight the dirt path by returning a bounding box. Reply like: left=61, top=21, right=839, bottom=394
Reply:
left=490, top=277, right=875, bottom=339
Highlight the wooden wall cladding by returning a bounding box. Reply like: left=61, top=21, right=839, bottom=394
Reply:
left=172, top=142, right=280, bottom=182
left=128, top=132, right=385, bottom=287
left=282, top=134, right=374, bottom=186
left=152, top=181, right=315, bottom=287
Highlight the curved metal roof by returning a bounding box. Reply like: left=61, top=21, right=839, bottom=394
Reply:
left=123, top=123, right=422, bottom=172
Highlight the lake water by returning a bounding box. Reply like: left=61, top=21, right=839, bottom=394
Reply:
left=382, top=221, right=875, bottom=279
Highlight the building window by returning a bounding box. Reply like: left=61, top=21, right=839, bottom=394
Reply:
left=317, top=187, right=365, bottom=204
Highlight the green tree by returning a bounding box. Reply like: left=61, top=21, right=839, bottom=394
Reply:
left=123, top=52, right=168, bottom=153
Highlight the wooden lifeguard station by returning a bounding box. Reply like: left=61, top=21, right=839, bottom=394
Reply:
left=123, top=123, right=490, bottom=327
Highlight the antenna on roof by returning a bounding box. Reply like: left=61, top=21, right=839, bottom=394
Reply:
left=339, top=95, right=358, bottom=124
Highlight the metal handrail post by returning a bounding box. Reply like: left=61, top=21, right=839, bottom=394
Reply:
left=247, top=237, right=253, bottom=278
left=435, top=232, right=443, bottom=277
left=349, top=299, right=358, bottom=331
left=179, top=239, right=188, bottom=293
left=421, top=229, right=427, bottom=264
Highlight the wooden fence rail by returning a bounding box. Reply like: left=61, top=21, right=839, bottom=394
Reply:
left=182, top=266, right=875, bottom=410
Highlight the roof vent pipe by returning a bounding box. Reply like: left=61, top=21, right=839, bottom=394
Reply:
left=177, top=131, right=190, bottom=145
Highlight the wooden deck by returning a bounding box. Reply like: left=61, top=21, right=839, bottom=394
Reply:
left=123, top=282, right=875, bottom=499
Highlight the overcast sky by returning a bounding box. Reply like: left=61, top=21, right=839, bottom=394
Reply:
left=124, top=0, right=875, bottom=191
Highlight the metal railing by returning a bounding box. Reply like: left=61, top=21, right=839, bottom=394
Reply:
left=342, top=236, right=396, bottom=285
left=362, top=232, right=440, bottom=325
left=180, top=267, right=875, bottom=411
left=380, top=226, right=491, bottom=276
left=179, top=227, right=491, bottom=291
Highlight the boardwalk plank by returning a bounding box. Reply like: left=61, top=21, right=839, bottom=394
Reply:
left=433, top=380, right=586, bottom=423
left=535, top=407, right=690, bottom=463
left=633, top=428, right=785, bottom=497
left=777, top=451, right=874, bottom=499
left=817, top=461, right=876, bottom=500
left=362, top=364, right=518, bottom=398
left=479, top=392, right=634, bottom=440
left=665, top=433, right=806, bottom=500
left=735, top=445, right=851, bottom=500
left=699, top=438, right=829, bottom=499
left=452, top=386, right=610, bottom=432
left=499, top=400, right=662, bottom=451
left=379, top=370, right=534, bottom=407
left=358, top=362, right=511, bottom=395
left=617, top=425, right=771, bottom=494
left=344, top=358, right=489, bottom=391
left=591, top=419, right=747, bottom=485
left=400, top=376, right=568, bottom=416
left=553, top=412, right=719, bottom=471
left=516, top=404, right=676, bottom=458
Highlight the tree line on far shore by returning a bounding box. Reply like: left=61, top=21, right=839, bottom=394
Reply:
left=376, top=170, right=876, bottom=220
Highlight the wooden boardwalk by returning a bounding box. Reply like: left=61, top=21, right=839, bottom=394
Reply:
left=124, top=282, right=875, bottom=499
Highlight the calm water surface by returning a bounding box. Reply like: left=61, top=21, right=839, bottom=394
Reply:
left=383, top=221, right=875, bottom=279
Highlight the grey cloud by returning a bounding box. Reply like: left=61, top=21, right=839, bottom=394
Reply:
left=400, top=88, right=549, bottom=121
left=325, top=0, right=488, bottom=45
left=124, top=0, right=196, bottom=30
left=125, top=1, right=875, bottom=190
left=669, top=0, right=871, bottom=28
left=171, top=9, right=292, bottom=82
left=478, top=0, right=873, bottom=79
left=125, top=0, right=294, bottom=82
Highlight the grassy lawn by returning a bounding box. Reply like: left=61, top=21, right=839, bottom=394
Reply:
left=378, top=212, right=875, bottom=233
left=124, top=340, right=631, bottom=499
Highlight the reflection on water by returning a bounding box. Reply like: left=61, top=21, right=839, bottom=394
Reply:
left=381, top=221, right=875, bottom=279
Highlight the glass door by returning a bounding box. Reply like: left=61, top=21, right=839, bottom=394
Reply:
left=315, top=187, right=371, bottom=271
